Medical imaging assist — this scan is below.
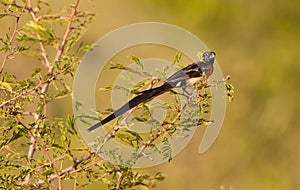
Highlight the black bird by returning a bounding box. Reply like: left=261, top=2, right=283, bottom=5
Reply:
left=88, top=51, right=216, bottom=131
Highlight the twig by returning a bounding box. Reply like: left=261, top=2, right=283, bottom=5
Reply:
left=0, top=1, right=35, bottom=12
left=0, top=2, right=27, bottom=74
left=0, top=60, right=76, bottom=108
left=21, top=0, right=81, bottom=188
left=25, top=112, right=38, bottom=185
left=15, top=116, right=60, bottom=186
left=119, top=109, right=133, bottom=128
left=36, top=13, right=68, bottom=21
left=134, top=103, right=186, bottom=161
left=36, top=151, right=95, bottom=185
left=116, top=171, right=124, bottom=190
left=41, top=0, right=79, bottom=95
left=118, top=78, right=161, bottom=128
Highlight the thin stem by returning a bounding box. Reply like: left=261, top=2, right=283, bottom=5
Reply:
left=21, top=0, right=81, bottom=188
left=15, top=116, right=60, bottom=186
left=116, top=171, right=124, bottom=190
left=36, top=151, right=96, bottom=185
left=0, top=60, right=76, bottom=108
left=134, top=103, right=186, bottom=161
left=0, top=2, right=27, bottom=74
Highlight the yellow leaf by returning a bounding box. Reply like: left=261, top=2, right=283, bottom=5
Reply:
left=0, top=81, right=13, bottom=92
left=26, top=20, right=45, bottom=32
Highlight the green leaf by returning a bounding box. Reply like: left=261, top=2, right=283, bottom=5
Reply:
left=130, top=55, right=143, bottom=69
left=173, top=51, right=182, bottom=64
left=154, top=172, right=165, bottom=180
left=50, top=61, right=60, bottom=70
left=109, top=63, right=127, bottom=70
left=66, top=115, right=77, bottom=135
left=115, top=129, right=143, bottom=147
left=0, top=81, right=13, bottom=92
left=30, top=67, right=41, bottom=78
left=52, top=143, right=64, bottom=149
left=78, top=43, right=94, bottom=52
left=16, top=34, right=41, bottom=43
left=15, top=45, right=28, bottom=52
left=25, top=21, right=48, bottom=37
left=225, top=81, right=234, bottom=102
left=130, top=79, right=150, bottom=94
left=197, top=51, right=203, bottom=60
left=0, top=14, right=8, bottom=19
left=0, top=45, right=9, bottom=52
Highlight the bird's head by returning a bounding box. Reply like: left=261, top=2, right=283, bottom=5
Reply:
left=202, top=51, right=216, bottom=64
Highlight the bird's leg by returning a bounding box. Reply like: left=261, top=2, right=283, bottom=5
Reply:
left=170, top=87, right=197, bottom=103
left=183, top=87, right=197, bottom=103
left=183, top=87, right=192, bottom=96
left=169, top=89, right=190, bottom=99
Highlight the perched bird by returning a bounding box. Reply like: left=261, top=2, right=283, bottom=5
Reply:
left=88, top=51, right=216, bottom=131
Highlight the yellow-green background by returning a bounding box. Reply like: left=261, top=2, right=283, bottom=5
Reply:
left=86, top=1, right=300, bottom=189
left=4, top=0, right=300, bottom=189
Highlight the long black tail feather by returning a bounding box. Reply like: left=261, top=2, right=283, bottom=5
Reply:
left=87, top=83, right=172, bottom=131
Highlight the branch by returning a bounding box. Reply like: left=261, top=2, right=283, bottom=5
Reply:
left=36, top=151, right=95, bottom=185
left=0, top=2, right=27, bottom=74
left=116, top=171, right=124, bottom=190
left=0, top=1, right=35, bottom=12
left=119, top=79, right=160, bottom=128
left=21, top=0, right=81, bottom=188
left=134, top=103, right=186, bottom=161
left=23, top=111, right=38, bottom=185
left=41, top=0, right=80, bottom=94
left=27, top=0, right=51, bottom=70
left=15, top=116, right=60, bottom=186
left=1, top=0, right=98, bottom=189
left=0, top=60, right=76, bottom=108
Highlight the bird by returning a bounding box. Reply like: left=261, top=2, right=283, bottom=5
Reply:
left=87, top=51, right=216, bottom=132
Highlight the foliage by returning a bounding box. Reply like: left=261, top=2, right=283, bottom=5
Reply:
left=0, top=0, right=165, bottom=189
left=94, top=54, right=233, bottom=169
left=0, top=1, right=234, bottom=189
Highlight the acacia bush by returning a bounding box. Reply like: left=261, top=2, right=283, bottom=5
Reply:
left=0, top=1, right=234, bottom=189
left=0, top=1, right=164, bottom=189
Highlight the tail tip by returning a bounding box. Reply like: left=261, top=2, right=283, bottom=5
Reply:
left=87, top=122, right=102, bottom=132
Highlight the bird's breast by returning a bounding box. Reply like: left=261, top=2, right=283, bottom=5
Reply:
left=187, top=77, right=202, bottom=86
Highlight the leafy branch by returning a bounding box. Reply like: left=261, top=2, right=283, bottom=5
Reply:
left=0, top=1, right=170, bottom=189
left=0, top=1, right=234, bottom=189
left=92, top=57, right=217, bottom=169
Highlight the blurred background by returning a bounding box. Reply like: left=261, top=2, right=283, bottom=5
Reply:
left=3, top=0, right=300, bottom=189
left=84, top=1, right=300, bottom=189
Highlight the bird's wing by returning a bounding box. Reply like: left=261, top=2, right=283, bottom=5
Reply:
left=165, top=62, right=204, bottom=88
